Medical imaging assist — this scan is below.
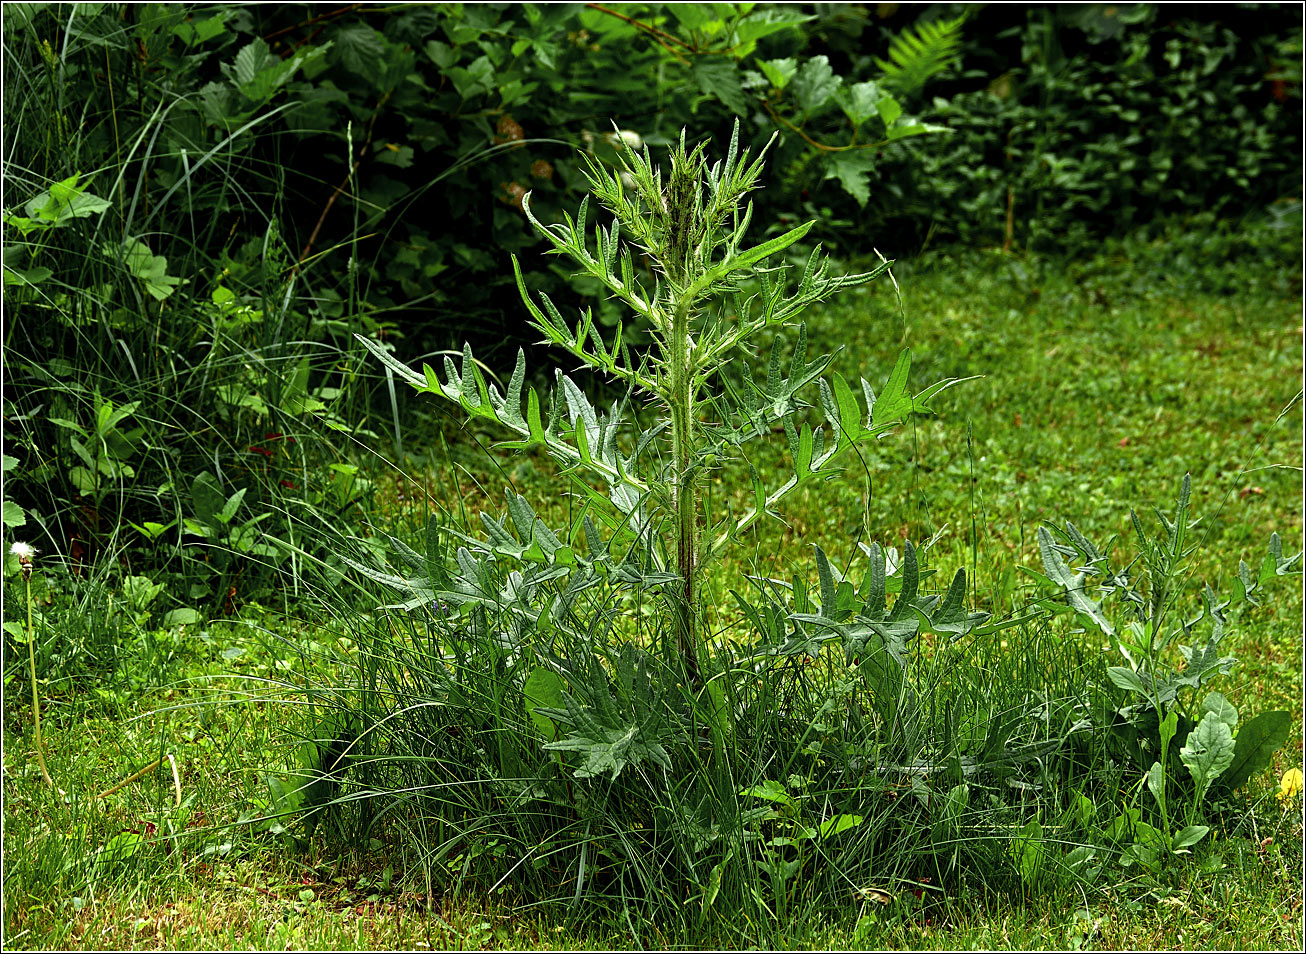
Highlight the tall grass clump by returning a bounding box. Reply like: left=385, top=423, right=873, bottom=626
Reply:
left=0, top=5, right=400, bottom=693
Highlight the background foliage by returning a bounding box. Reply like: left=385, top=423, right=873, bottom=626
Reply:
left=1, top=6, right=1302, bottom=945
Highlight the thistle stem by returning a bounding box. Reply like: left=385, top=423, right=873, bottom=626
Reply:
left=669, top=295, right=701, bottom=685
left=25, top=575, right=52, bottom=787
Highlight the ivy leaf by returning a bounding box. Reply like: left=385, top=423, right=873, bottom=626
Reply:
left=823, top=150, right=876, bottom=207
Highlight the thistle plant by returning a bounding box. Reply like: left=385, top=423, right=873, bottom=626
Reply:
left=357, top=123, right=967, bottom=688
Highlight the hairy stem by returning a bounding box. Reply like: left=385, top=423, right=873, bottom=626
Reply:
left=669, top=293, right=701, bottom=685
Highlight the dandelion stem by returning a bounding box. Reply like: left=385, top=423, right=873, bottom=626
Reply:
left=25, top=575, right=52, bottom=787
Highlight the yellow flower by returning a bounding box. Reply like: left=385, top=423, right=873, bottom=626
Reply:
left=1276, top=768, right=1303, bottom=803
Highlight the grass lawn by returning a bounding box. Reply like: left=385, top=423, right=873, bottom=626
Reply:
left=3, top=242, right=1302, bottom=949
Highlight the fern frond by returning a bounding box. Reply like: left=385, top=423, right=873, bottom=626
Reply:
left=875, top=14, right=965, bottom=96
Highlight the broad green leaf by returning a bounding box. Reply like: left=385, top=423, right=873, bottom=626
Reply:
left=2, top=499, right=26, bottom=529
left=1171, top=825, right=1210, bottom=851
left=173, top=10, right=227, bottom=46
left=444, top=54, right=495, bottom=99
left=703, top=850, right=733, bottom=910
left=1145, top=760, right=1166, bottom=812
left=524, top=668, right=567, bottom=740
left=115, top=238, right=182, bottom=300
left=875, top=96, right=903, bottom=126
left=162, top=607, right=202, bottom=627
left=693, top=57, right=748, bottom=117
left=817, top=813, right=864, bottom=839
left=1180, top=711, right=1236, bottom=802
left=758, top=57, right=798, bottom=89
left=230, top=38, right=296, bottom=101
left=218, top=487, right=247, bottom=525
left=733, top=11, right=812, bottom=58
left=22, top=174, right=110, bottom=226
left=1201, top=691, right=1238, bottom=731
left=1158, top=708, right=1179, bottom=757
left=1216, top=709, right=1292, bottom=794
left=424, top=40, right=457, bottom=69
left=790, top=55, right=840, bottom=116
left=1012, top=819, right=1045, bottom=889
left=838, top=80, right=884, bottom=127
left=129, top=520, right=174, bottom=540
left=823, top=150, right=876, bottom=207
left=3, top=265, right=52, bottom=287
left=1106, top=666, right=1145, bottom=694
left=333, top=23, right=390, bottom=85
left=741, top=779, right=794, bottom=807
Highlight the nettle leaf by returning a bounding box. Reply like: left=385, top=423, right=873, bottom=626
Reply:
left=790, top=55, right=841, bottom=116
